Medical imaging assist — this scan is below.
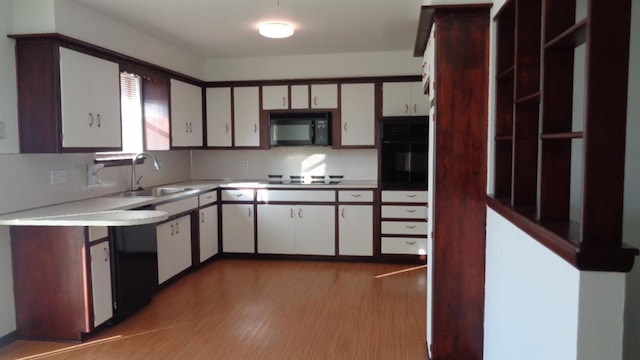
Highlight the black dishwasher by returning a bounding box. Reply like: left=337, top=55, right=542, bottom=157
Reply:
left=110, top=220, right=158, bottom=323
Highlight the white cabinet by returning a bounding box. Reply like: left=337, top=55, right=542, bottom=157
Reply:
left=338, top=205, right=373, bottom=256
left=59, top=47, right=121, bottom=149
left=311, top=84, right=338, bottom=109
left=171, top=79, right=203, bottom=147
left=290, top=85, right=309, bottom=109
left=199, top=205, right=218, bottom=262
left=262, top=85, right=288, bottom=110
left=89, top=241, right=113, bottom=327
left=382, top=82, right=428, bottom=117
left=233, top=87, right=261, bottom=147
left=257, top=204, right=335, bottom=255
left=206, top=87, right=232, bottom=147
left=340, top=83, right=375, bottom=146
left=222, top=204, right=255, bottom=253
left=380, top=190, right=428, bottom=255
left=156, top=215, right=192, bottom=284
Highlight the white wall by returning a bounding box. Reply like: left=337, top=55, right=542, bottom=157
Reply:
left=191, top=148, right=377, bottom=181
left=204, top=51, right=421, bottom=81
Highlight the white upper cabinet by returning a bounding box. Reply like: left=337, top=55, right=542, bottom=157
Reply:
left=290, top=85, right=309, bottom=109
left=382, top=81, right=429, bottom=117
left=262, top=85, right=288, bottom=110
left=233, top=86, right=261, bottom=147
left=311, top=84, right=338, bottom=109
left=340, top=83, right=376, bottom=146
left=206, top=87, right=232, bottom=147
left=59, top=47, right=121, bottom=149
left=170, top=79, right=203, bottom=147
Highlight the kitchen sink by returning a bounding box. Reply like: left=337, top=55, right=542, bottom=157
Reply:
left=107, top=187, right=189, bottom=198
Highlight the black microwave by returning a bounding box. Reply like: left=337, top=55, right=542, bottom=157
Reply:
left=269, top=112, right=331, bottom=146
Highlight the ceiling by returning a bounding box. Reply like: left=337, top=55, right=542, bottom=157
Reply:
left=71, top=0, right=425, bottom=59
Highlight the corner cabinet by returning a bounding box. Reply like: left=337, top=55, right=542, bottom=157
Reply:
left=170, top=79, right=203, bottom=147
left=11, top=36, right=122, bottom=153
left=10, top=226, right=113, bottom=341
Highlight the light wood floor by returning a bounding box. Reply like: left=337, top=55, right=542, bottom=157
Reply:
left=0, top=259, right=427, bottom=360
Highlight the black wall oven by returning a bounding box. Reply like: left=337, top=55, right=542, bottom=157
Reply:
left=380, top=118, right=429, bottom=190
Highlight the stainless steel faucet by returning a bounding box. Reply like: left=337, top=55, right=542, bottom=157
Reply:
left=131, top=152, right=162, bottom=190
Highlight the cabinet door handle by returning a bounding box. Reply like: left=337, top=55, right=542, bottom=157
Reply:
left=248, top=208, right=252, bottom=218
left=405, top=209, right=416, bottom=213
left=405, top=104, right=409, bottom=114
left=185, top=122, right=189, bottom=132
left=201, top=213, right=205, bottom=223
left=406, top=225, right=416, bottom=229
left=103, top=247, right=109, bottom=262
left=313, top=96, right=318, bottom=106
left=253, top=124, right=257, bottom=133
left=413, top=104, right=417, bottom=114
left=171, top=224, right=175, bottom=236
left=406, top=241, right=416, bottom=245
left=341, top=208, right=346, bottom=218
left=350, top=194, right=361, bottom=198
left=175, top=222, right=180, bottom=234
left=89, top=112, right=95, bottom=127
left=298, top=208, right=303, bottom=218
left=282, top=97, right=286, bottom=107
left=225, top=124, right=229, bottom=134
left=290, top=208, right=294, bottom=218
left=343, top=122, right=348, bottom=132
left=96, top=113, right=101, bottom=127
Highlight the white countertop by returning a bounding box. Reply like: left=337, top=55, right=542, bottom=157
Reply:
left=0, top=179, right=378, bottom=226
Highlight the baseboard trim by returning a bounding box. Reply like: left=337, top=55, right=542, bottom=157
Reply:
left=0, top=330, right=19, bottom=348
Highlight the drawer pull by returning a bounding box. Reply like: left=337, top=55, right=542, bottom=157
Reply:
left=405, top=194, right=417, bottom=198
left=350, top=194, right=362, bottom=198
left=234, top=193, right=243, bottom=197
left=405, top=225, right=416, bottom=229
left=405, top=241, right=416, bottom=245
left=405, top=209, right=416, bottom=213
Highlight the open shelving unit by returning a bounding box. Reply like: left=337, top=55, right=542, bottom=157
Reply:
left=489, top=0, right=637, bottom=271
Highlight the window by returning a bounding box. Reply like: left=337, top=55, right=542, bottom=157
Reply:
left=96, top=68, right=170, bottom=163
left=488, top=0, right=637, bottom=272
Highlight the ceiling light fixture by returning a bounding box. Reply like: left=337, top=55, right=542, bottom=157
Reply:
left=259, top=22, right=294, bottom=39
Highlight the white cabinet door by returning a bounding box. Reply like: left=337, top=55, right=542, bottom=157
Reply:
left=311, top=84, right=338, bottom=109
left=59, top=47, right=121, bottom=149
left=295, top=205, right=335, bottom=255
left=222, top=204, right=255, bottom=253
left=199, top=205, right=218, bottom=262
left=257, top=205, right=296, bottom=254
left=338, top=205, right=373, bottom=256
left=171, top=79, right=203, bottom=147
left=382, top=81, right=428, bottom=117
left=89, top=241, right=113, bottom=327
left=173, top=215, right=192, bottom=275
left=233, top=87, right=260, bottom=147
left=410, top=81, right=429, bottom=116
left=156, top=215, right=192, bottom=284
left=340, top=83, right=375, bottom=146
left=262, top=85, right=288, bottom=110
left=290, top=85, right=309, bottom=109
left=156, top=221, right=175, bottom=284
left=206, top=87, right=232, bottom=147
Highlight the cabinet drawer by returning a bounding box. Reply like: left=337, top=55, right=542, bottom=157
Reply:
left=257, top=190, right=335, bottom=202
left=199, top=191, right=217, bottom=206
left=88, top=226, right=108, bottom=242
left=381, top=237, right=427, bottom=255
left=338, top=190, right=373, bottom=202
left=221, top=189, right=254, bottom=202
left=381, top=205, right=427, bottom=220
left=381, top=190, right=429, bottom=203
left=156, top=196, right=198, bottom=217
left=381, top=221, right=427, bottom=235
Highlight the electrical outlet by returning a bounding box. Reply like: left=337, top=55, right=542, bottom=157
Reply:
left=242, top=159, right=249, bottom=169
left=0, top=121, right=5, bottom=140
left=50, top=169, right=67, bottom=184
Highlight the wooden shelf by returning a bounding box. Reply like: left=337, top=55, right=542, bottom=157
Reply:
left=540, top=131, right=583, bottom=140
left=544, top=19, right=587, bottom=49
left=495, top=135, right=513, bottom=141
left=514, top=92, right=540, bottom=104
left=497, top=66, right=515, bottom=80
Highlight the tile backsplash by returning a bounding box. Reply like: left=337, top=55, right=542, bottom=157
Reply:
left=191, top=147, right=377, bottom=181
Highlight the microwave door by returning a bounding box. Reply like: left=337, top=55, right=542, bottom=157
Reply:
left=270, top=120, right=313, bottom=146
